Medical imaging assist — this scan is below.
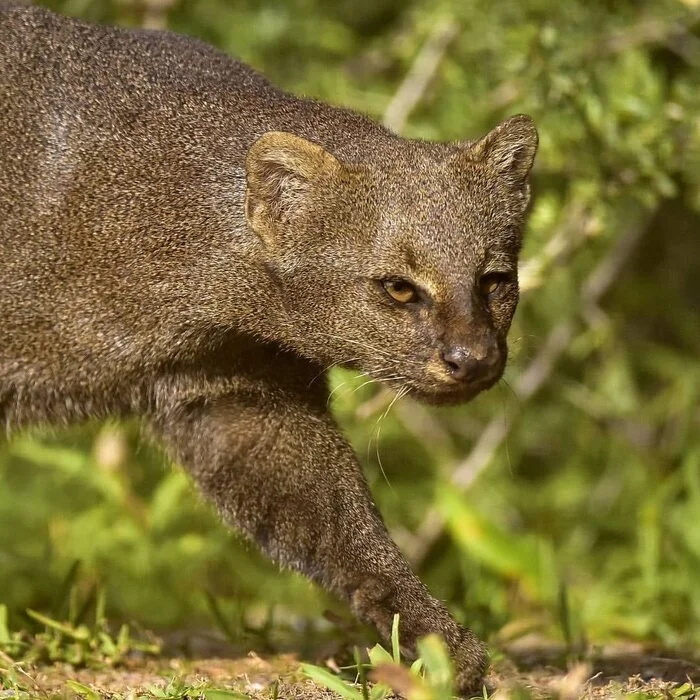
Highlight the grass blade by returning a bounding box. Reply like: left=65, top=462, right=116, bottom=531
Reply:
left=301, top=663, right=363, bottom=700
left=65, top=681, right=101, bottom=700
left=0, top=605, right=10, bottom=645
left=391, top=613, right=401, bottom=664
left=52, top=560, right=82, bottom=621
left=26, top=610, right=90, bottom=641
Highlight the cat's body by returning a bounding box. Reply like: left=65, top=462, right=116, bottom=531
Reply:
left=0, top=3, right=538, bottom=692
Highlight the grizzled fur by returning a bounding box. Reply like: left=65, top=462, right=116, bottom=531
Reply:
left=0, top=3, right=538, bottom=693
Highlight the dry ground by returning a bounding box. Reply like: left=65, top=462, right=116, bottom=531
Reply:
left=3, top=641, right=699, bottom=700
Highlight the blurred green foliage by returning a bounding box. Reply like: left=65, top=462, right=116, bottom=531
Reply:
left=2, top=0, right=700, bottom=654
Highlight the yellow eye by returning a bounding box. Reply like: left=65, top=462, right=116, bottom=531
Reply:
left=480, top=273, right=510, bottom=297
left=382, top=278, right=419, bottom=304
left=485, top=279, right=500, bottom=295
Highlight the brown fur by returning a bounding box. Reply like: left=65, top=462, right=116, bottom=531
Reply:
left=0, top=3, right=537, bottom=693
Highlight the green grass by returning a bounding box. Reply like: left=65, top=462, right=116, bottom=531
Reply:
left=1, top=602, right=697, bottom=699
left=0, top=602, right=160, bottom=667
left=301, top=615, right=431, bottom=700
left=0, top=670, right=252, bottom=700
left=300, top=615, right=700, bottom=700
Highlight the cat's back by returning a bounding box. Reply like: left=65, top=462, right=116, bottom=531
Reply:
left=0, top=2, right=277, bottom=101
left=0, top=1, right=281, bottom=221
left=0, top=3, right=278, bottom=282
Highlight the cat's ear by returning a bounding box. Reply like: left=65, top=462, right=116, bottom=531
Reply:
left=463, top=115, right=538, bottom=189
left=245, top=131, right=341, bottom=249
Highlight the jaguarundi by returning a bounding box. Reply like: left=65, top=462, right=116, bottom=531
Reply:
left=0, top=3, right=538, bottom=693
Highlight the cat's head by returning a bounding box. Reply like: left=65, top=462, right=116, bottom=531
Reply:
left=245, top=115, right=537, bottom=405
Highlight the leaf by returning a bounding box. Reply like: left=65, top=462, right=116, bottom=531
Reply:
left=367, top=643, right=394, bottom=668
left=26, top=610, right=90, bottom=641
left=65, top=680, right=101, bottom=700
left=205, top=592, right=238, bottom=644
left=370, top=684, right=389, bottom=700
left=95, top=589, right=107, bottom=631
left=416, top=635, right=454, bottom=699
left=99, top=631, right=118, bottom=658
left=116, top=623, right=130, bottom=652
left=202, top=690, right=251, bottom=700
left=672, top=682, right=697, bottom=698
left=438, top=487, right=554, bottom=599
left=370, top=663, right=428, bottom=700
left=149, top=473, right=190, bottom=532
left=52, top=560, right=82, bottom=621
left=10, top=439, right=87, bottom=473
left=410, top=658, right=424, bottom=676
left=301, top=663, right=364, bottom=700
left=354, top=647, right=369, bottom=700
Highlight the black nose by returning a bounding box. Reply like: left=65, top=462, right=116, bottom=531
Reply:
left=441, top=346, right=497, bottom=382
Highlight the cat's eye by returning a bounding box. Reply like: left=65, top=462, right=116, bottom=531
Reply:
left=382, top=278, right=419, bottom=304
left=480, top=272, right=512, bottom=298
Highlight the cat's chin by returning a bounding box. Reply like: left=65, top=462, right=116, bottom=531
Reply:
left=396, top=376, right=499, bottom=407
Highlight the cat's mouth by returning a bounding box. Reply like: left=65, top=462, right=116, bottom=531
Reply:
left=344, top=346, right=505, bottom=406
left=392, top=372, right=502, bottom=406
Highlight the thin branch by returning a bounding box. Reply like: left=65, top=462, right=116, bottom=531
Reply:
left=383, top=18, right=459, bottom=133
left=393, top=400, right=457, bottom=456
left=407, top=214, right=652, bottom=567
left=597, top=15, right=700, bottom=67
left=518, top=199, right=595, bottom=293
left=140, top=0, right=175, bottom=31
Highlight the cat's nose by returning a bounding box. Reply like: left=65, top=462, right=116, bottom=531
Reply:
left=440, top=345, right=499, bottom=382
